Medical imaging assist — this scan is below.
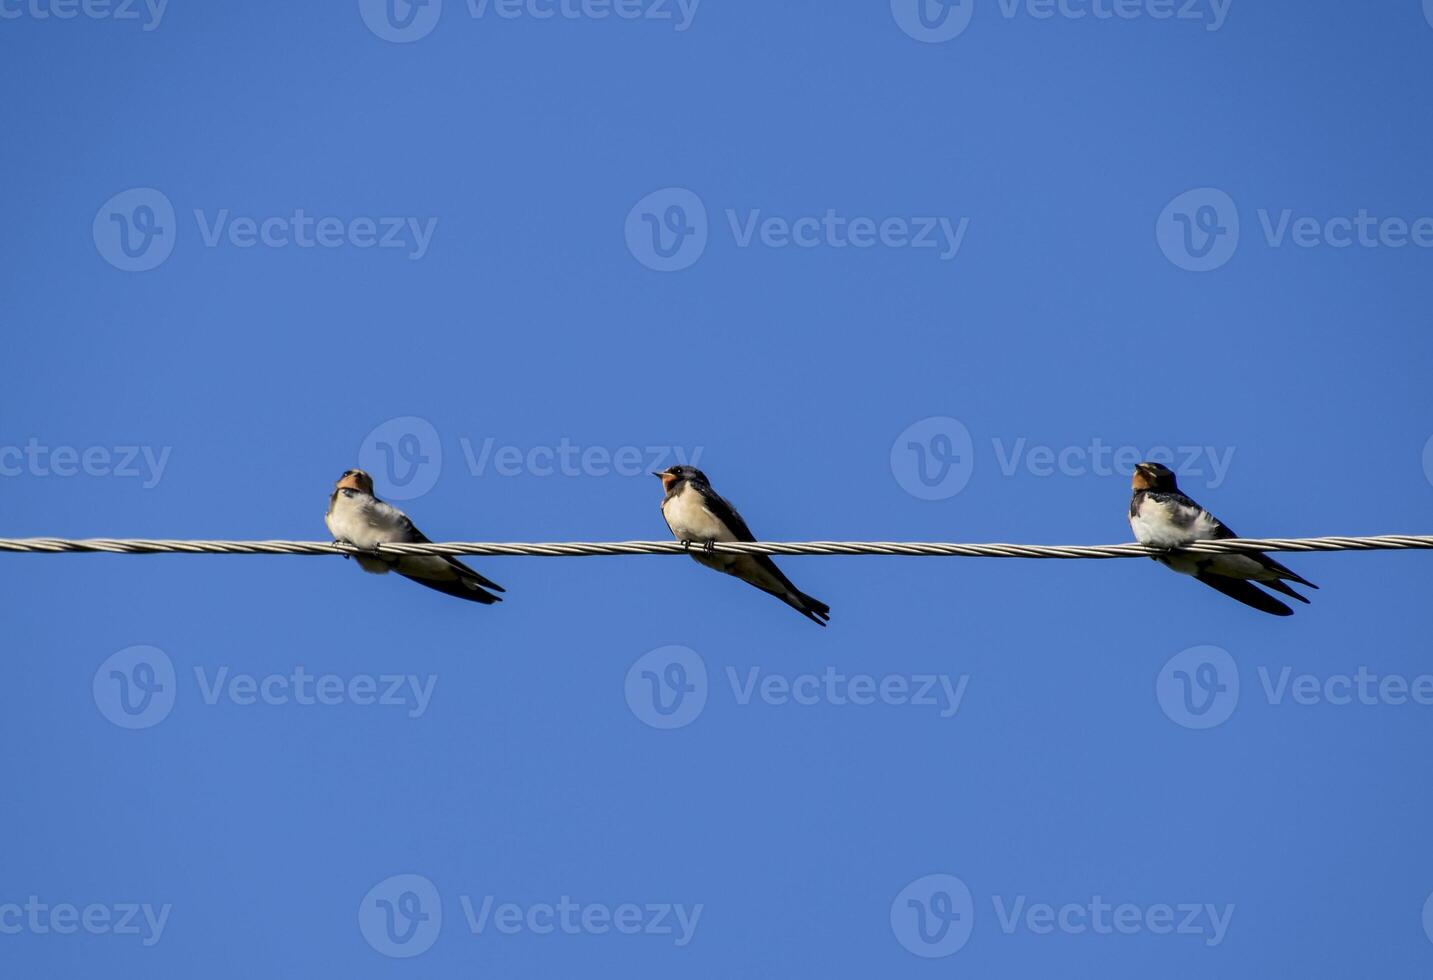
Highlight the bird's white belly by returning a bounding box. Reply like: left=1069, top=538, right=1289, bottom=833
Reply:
left=1129, top=497, right=1213, bottom=549
left=664, top=487, right=740, bottom=572
left=1130, top=512, right=1190, bottom=549
left=326, top=499, right=398, bottom=574
left=663, top=488, right=735, bottom=544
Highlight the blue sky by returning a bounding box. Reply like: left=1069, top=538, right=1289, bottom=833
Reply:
left=3, top=1, right=1433, bottom=976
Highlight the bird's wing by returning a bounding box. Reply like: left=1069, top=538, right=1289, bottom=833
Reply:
left=1193, top=572, right=1294, bottom=616
left=702, top=490, right=757, bottom=542
left=393, top=513, right=505, bottom=594
left=704, top=490, right=808, bottom=596
left=1206, top=513, right=1316, bottom=588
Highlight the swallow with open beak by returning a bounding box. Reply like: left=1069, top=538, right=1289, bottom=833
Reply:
left=655, top=465, right=830, bottom=626
left=325, top=468, right=504, bottom=605
left=1129, top=461, right=1316, bottom=616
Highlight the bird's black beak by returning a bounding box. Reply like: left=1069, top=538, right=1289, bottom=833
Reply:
left=651, top=471, right=665, bottom=478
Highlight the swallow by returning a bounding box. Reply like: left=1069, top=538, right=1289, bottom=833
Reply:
left=655, top=465, right=830, bottom=626
left=325, top=469, right=504, bottom=605
left=1128, top=461, right=1316, bottom=616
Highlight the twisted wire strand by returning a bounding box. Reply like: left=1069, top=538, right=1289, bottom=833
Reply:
left=0, top=534, right=1429, bottom=559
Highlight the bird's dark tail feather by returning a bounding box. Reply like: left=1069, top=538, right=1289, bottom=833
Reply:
left=1195, top=573, right=1293, bottom=616
left=786, top=590, right=831, bottom=627
left=1262, top=578, right=1312, bottom=604
left=1258, top=553, right=1318, bottom=590
left=446, top=558, right=505, bottom=593
left=401, top=573, right=503, bottom=605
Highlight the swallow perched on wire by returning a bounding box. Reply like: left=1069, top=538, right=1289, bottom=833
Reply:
left=325, top=469, right=504, bottom=605
left=655, top=465, right=830, bottom=626
left=1128, top=461, right=1316, bottom=616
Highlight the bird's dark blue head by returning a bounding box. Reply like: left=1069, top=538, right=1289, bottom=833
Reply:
left=1132, top=461, right=1178, bottom=492
left=654, top=465, right=709, bottom=494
